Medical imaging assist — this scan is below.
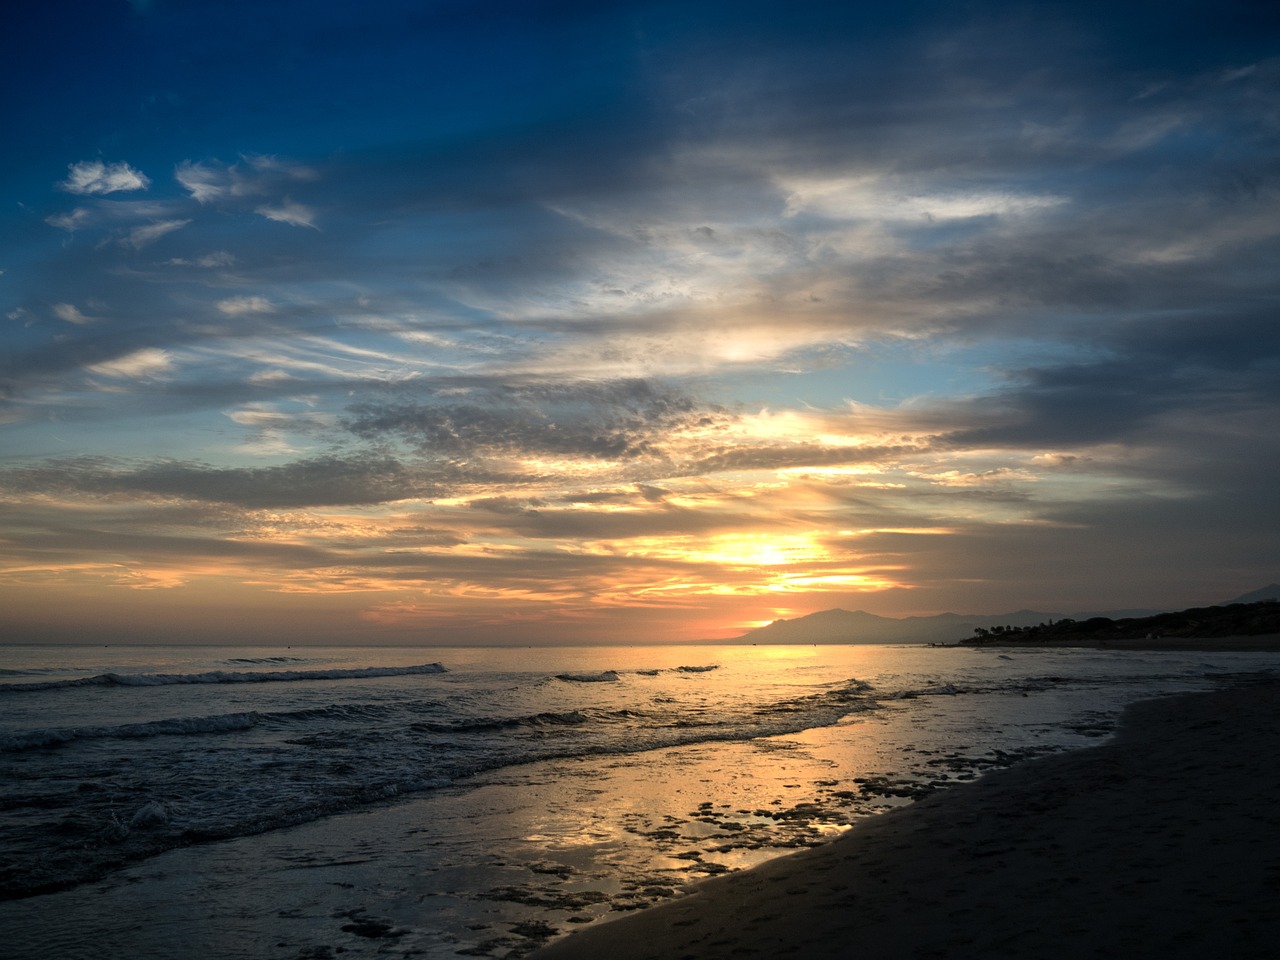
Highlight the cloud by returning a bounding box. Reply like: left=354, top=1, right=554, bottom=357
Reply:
left=175, top=160, right=231, bottom=203
left=247, top=368, right=296, bottom=384
left=165, top=251, right=236, bottom=268
left=341, top=379, right=730, bottom=462
left=0, top=454, right=445, bottom=509
left=122, top=219, right=191, bottom=249
left=176, top=155, right=318, bottom=204
left=87, top=348, right=173, bottom=379
left=941, top=303, right=1280, bottom=452
left=46, top=207, right=92, bottom=231
left=255, top=200, right=318, bottom=229
left=245, top=154, right=319, bottom=180
left=59, top=160, right=150, bottom=195
left=44, top=199, right=193, bottom=242
left=53, top=303, right=96, bottom=325
left=777, top=174, right=1069, bottom=223
left=5, top=2, right=1280, bottom=636
left=216, top=296, right=275, bottom=316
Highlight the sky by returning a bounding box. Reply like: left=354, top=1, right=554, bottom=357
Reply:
left=2, top=0, right=1278, bottom=645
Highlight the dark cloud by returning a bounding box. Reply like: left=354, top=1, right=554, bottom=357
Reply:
left=343, top=379, right=731, bottom=461
left=946, top=305, right=1280, bottom=449
left=0, top=455, right=448, bottom=509
left=676, top=445, right=888, bottom=479
left=6, top=521, right=334, bottom=567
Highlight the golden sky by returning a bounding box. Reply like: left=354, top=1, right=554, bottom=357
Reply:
left=2, top=2, right=1277, bottom=643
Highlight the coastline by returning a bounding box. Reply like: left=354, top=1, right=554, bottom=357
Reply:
left=532, top=677, right=1280, bottom=960
left=958, top=633, right=1280, bottom=652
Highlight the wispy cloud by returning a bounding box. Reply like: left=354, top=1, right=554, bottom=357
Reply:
left=777, top=174, right=1069, bottom=223
left=53, top=303, right=97, bottom=325
left=165, top=251, right=236, bottom=268
left=59, top=160, right=150, bottom=195
left=46, top=207, right=92, bottom=231
left=216, top=296, right=275, bottom=316
left=87, top=348, right=173, bottom=379
left=176, top=155, right=317, bottom=204
left=175, top=160, right=231, bottom=203
left=255, top=200, right=318, bottom=229
left=122, top=219, right=191, bottom=249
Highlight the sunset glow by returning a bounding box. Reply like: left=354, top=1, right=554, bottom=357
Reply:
left=2, top=1, right=1277, bottom=644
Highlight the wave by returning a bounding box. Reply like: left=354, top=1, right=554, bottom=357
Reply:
left=413, top=707, right=649, bottom=736
left=222, top=656, right=322, bottom=666
left=0, top=671, right=873, bottom=756
left=555, top=671, right=621, bottom=683
left=0, top=662, right=447, bottom=694
left=887, top=682, right=969, bottom=699
left=6, top=668, right=874, bottom=752
left=0, top=673, right=883, bottom=899
left=3, top=700, right=658, bottom=753
left=0, top=667, right=79, bottom=679
left=3, top=712, right=263, bottom=751
left=1, top=699, right=450, bottom=752
left=553, top=666, right=720, bottom=682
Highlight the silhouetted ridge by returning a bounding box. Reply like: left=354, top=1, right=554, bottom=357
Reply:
left=962, top=600, right=1280, bottom=645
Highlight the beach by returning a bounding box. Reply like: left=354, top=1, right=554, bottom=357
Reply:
left=533, top=679, right=1280, bottom=960
left=4, top=645, right=1278, bottom=959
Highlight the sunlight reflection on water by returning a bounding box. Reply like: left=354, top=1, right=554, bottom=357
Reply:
left=2, top=643, right=1276, bottom=959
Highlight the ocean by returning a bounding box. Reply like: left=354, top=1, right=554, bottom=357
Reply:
left=1, top=642, right=1276, bottom=958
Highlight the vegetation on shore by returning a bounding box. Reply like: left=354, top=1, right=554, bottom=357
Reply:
left=962, top=600, right=1280, bottom=645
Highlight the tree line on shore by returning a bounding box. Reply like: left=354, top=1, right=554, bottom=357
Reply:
left=963, top=600, right=1280, bottom=644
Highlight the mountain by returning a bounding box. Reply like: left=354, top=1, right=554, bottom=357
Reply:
left=1225, top=584, right=1280, bottom=604
left=731, top=607, right=1056, bottom=645
left=728, top=585, right=1280, bottom=645
left=1064, top=608, right=1166, bottom=620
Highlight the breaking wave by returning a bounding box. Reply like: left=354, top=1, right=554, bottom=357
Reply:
left=0, top=662, right=447, bottom=694
left=3, top=713, right=263, bottom=751
left=557, top=665, right=719, bottom=682
left=555, top=671, right=621, bottom=683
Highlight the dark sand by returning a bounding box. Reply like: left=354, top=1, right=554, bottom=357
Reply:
left=533, top=679, right=1280, bottom=959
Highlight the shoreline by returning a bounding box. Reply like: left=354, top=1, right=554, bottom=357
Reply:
left=532, top=677, right=1280, bottom=959
left=958, top=633, right=1280, bottom=652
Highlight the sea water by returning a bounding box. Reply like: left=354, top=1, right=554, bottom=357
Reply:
left=1, top=642, right=1276, bottom=958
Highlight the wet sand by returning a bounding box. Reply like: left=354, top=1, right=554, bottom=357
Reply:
left=533, top=679, right=1280, bottom=960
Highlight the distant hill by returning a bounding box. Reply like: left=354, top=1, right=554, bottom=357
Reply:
left=1062, top=607, right=1165, bottom=621
left=962, top=599, right=1280, bottom=646
left=726, top=583, right=1280, bottom=645
left=730, top=607, right=1055, bottom=645
left=1226, top=584, right=1280, bottom=604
